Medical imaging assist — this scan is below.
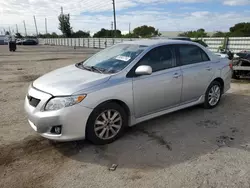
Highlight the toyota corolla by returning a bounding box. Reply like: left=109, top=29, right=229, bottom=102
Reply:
left=24, top=39, right=232, bottom=144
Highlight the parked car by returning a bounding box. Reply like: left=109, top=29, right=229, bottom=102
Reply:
left=24, top=40, right=232, bottom=144
left=16, top=39, right=24, bottom=45
left=22, top=39, right=38, bottom=45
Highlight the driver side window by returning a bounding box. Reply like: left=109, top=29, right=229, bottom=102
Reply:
left=137, top=45, right=175, bottom=72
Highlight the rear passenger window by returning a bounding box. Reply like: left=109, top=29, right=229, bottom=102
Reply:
left=138, top=45, right=175, bottom=72
left=179, top=45, right=210, bottom=65
left=201, top=50, right=210, bottom=61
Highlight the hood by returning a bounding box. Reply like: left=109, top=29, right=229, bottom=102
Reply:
left=33, top=64, right=110, bottom=96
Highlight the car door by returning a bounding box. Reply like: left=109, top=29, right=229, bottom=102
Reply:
left=130, top=45, right=182, bottom=118
left=177, top=44, right=214, bottom=103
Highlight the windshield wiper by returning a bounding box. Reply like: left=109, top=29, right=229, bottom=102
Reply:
left=83, top=65, right=103, bottom=74
left=90, top=66, right=103, bottom=74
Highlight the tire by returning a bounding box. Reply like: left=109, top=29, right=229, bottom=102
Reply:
left=203, top=81, right=222, bottom=109
left=86, top=102, right=128, bottom=145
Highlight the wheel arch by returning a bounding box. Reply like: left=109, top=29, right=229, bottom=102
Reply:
left=212, top=77, right=224, bottom=92
left=85, top=99, right=131, bottom=144
left=96, top=99, right=131, bottom=117
left=86, top=99, right=131, bottom=131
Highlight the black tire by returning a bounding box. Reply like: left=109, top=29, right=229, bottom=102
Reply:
left=204, top=81, right=222, bottom=109
left=86, top=102, right=128, bottom=145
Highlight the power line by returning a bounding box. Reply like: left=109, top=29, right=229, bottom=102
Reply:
left=71, top=4, right=113, bottom=15
left=1, top=2, right=113, bottom=22
left=0, top=0, right=124, bottom=35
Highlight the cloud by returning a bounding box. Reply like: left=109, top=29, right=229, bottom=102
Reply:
left=0, top=0, right=249, bottom=35
left=135, top=0, right=207, bottom=3
left=68, top=10, right=250, bottom=34
left=179, top=6, right=198, bottom=10
left=223, top=0, right=250, bottom=6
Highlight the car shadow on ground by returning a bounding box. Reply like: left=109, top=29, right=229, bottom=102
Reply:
left=1, top=93, right=250, bottom=171
left=50, top=92, right=250, bottom=169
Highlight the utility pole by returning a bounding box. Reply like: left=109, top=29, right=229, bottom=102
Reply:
left=61, top=6, right=64, bottom=14
left=111, top=22, right=113, bottom=37
left=129, top=23, right=131, bottom=34
left=112, top=0, right=117, bottom=38
left=45, top=18, right=48, bottom=33
left=33, top=16, right=38, bottom=36
left=23, top=20, right=27, bottom=36
left=16, top=24, right=19, bottom=33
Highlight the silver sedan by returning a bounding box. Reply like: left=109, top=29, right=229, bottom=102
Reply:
left=24, top=39, right=232, bottom=144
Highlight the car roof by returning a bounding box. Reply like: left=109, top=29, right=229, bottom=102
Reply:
left=122, top=39, right=219, bottom=62
left=122, top=39, right=196, bottom=46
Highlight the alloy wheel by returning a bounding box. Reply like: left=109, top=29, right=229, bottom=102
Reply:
left=94, top=109, right=122, bottom=140
left=208, top=85, right=221, bottom=106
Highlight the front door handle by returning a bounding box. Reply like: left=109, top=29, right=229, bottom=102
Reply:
left=173, top=73, right=181, bottom=78
left=206, top=67, right=212, bottom=71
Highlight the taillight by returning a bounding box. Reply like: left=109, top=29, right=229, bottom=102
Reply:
left=229, top=62, right=233, bottom=69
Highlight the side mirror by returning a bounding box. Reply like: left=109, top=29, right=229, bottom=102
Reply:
left=135, top=65, right=152, bottom=76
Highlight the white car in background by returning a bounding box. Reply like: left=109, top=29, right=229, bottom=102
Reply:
left=214, top=52, right=229, bottom=59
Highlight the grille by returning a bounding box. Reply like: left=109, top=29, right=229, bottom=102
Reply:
left=27, top=95, right=40, bottom=107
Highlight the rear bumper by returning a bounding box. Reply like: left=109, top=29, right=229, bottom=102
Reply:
left=24, top=87, right=93, bottom=141
left=223, top=72, right=232, bottom=94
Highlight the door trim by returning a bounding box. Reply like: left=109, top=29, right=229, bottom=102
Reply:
left=130, top=95, right=205, bottom=126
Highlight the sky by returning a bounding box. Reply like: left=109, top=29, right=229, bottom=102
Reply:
left=0, top=0, right=250, bottom=35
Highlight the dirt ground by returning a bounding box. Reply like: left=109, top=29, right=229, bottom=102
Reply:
left=1, top=45, right=250, bottom=188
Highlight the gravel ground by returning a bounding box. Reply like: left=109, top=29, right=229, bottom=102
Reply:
left=1, top=45, right=250, bottom=188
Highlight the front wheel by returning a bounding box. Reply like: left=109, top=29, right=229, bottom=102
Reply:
left=86, top=102, right=127, bottom=145
left=204, top=81, right=222, bottom=109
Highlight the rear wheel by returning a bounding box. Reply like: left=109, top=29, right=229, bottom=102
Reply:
left=86, top=102, right=127, bottom=145
left=204, top=81, right=222, bottom=109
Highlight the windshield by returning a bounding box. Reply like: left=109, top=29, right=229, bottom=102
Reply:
left=82, top=44, right=148, bottom=73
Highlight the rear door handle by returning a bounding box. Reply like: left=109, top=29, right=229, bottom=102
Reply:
left=173, top=73, right=181, bottom=78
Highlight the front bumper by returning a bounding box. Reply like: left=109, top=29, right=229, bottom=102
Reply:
left=24, top=86, right=93, bottom=141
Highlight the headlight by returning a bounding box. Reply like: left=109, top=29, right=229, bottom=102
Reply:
left=44, top=95, right=86, bottom=111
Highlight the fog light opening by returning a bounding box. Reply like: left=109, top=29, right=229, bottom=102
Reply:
left=51, top=126, right=62, bottom=134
